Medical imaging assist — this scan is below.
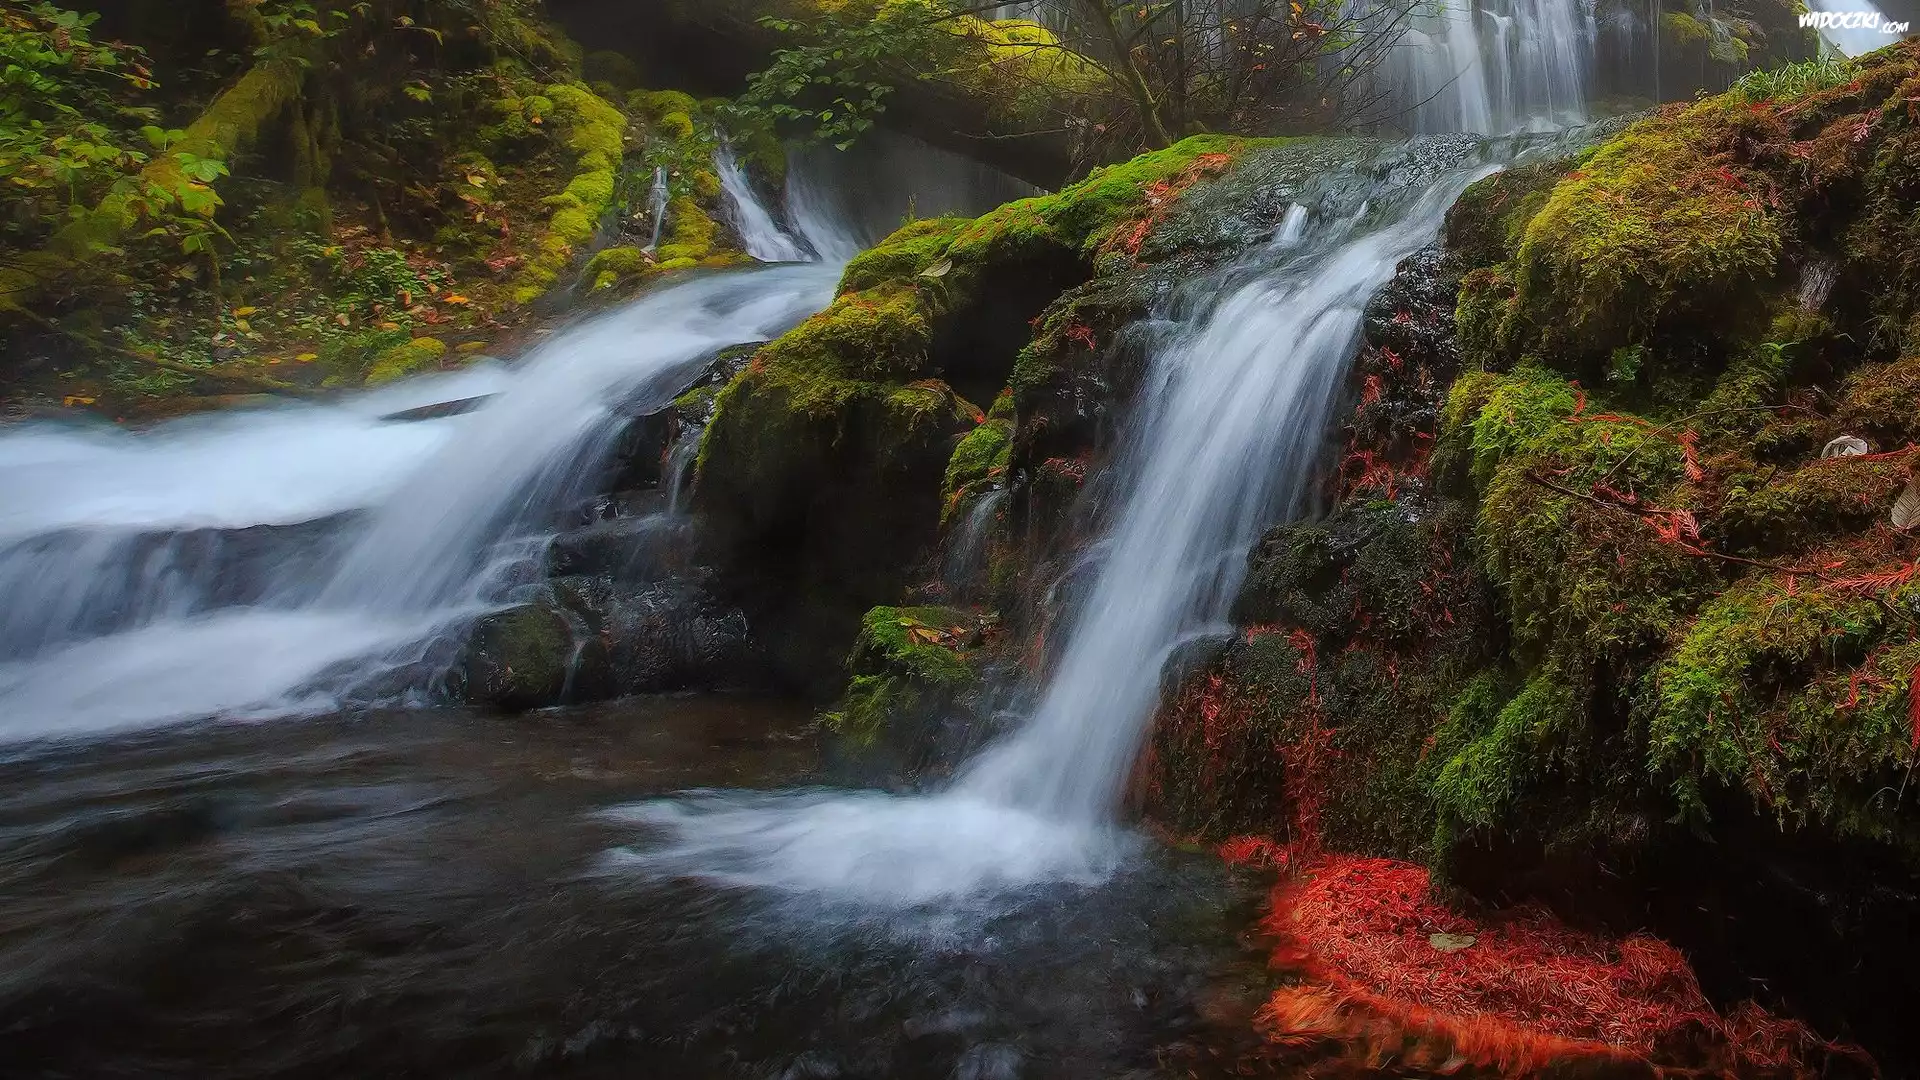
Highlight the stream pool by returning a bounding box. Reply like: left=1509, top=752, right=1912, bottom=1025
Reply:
left=0, top=697, right=1276, bottom=1079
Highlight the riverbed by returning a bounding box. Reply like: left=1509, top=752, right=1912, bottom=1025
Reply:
left=0, top=696, right=1273, bottom=1078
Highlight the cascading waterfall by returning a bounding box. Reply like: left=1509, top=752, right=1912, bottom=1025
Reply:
left=715, top=140, right=810, bottom=263
left=1389, top=0, right=1598, bottom=134
left=641, top=166, right=670, bottom=253
left=614, top=141, right=1498, bottom=905
left=0, top=142, right=1027, bottom=745
left=0, top=269, right=839, bottom=741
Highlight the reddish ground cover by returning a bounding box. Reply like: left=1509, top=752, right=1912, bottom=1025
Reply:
left=1221, top=845, right=1867, bottom=1077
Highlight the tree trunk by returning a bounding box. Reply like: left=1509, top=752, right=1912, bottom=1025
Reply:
left=1080, top=0, right=1175, bottom=149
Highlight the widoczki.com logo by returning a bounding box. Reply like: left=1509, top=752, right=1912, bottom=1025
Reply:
left=1799, top=10, right=1911, bottom=33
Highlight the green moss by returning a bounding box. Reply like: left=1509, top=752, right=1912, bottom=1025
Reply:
left=1838, top=354, right=1920, bottom=445
left=584, top=245, right=649, bottom=289
left=1649, top=574, right=1920, bottom=832
left=1663, top=11, right=1710, bottom=46
left=655, top=195, right=720, bottom=264
left=459, top=602, right=575, bottom=712
left=512, top=83, right=628, bottom=305
left=946, top=135, right=1271, bottom=267
left=1442, top=158, right=1572, bottom=270
left=1431, top=668, right=1585, bottom=832
left=1714, top=455, right=1914, bottom=556
left=840, top=218, right=970, bottom=293
left=824, top=606, right=979, bottom=747
left=1499, top=99, right=1786, bottom=367
left=942, top=418, right=1012, bottom=505
left=364, top=336, right=448, bottom=386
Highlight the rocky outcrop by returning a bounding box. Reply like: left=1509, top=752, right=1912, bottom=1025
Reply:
left=1142, top=42, right=1920, bottom=1071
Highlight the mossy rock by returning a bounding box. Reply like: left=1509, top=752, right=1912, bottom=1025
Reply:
left=584, top=245, right=651, bottom=290
left=512, top=82, right=628, bottom=305
left=364, top=336, right=448, bottom=386
left=942, top=417, right=1013, bottom=508
left=1498, top=99, right=1786, bottom=369
left=456, top=602, right=576, bottom=712
left=824, top=606, right=981, bottom=753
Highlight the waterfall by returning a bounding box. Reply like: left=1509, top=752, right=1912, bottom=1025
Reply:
left=0, top=268, right=840, bottom=742
left=714, top=141, right=809, bottom=263
left=642, top=166, right=669, bottom=253
left=0, top=140, right=1034, bottom=746
left=613, top=141, right=1497, bottom=904
left=1388, top=0, right=1597, bottom=134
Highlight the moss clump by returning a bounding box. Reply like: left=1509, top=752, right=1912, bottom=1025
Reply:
left=824, top=606, right=980, bottom=749
left=1441, top=159, right=1570, bottom=270
left=840, top=218, right=971, bottom=293
left=364, top=336, right=448, bottom=386
left=1837, top=354, right=1920, bottom=446
left=655, top=195, right=720, bottom=264
left=1648, top=574, right=1920, bottom=835
left=946, top=135, right=1269, bottom=269
left=584, top=245, right=649, bottom=290
left=942, top=418, right=1013, bottom=506
left=512, top=83, right=628, bottom=305
left=1491, top=99, right=1785, bottom=369
left=1713, top=455, right=1914, bottom=556
left=1429, top=667, right=1587, bottom=832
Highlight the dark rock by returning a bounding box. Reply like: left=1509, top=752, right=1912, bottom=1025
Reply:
left=453, top=602, right=578, bottom=711
left=547, top=514, right=694, bottom=584
left=551, top=575, right=756, bottom=693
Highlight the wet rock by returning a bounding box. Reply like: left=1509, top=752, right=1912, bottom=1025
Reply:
left=547, top=514, right=694, bottom=584
left=454, top=602, right=577, bottom=711
left=551, top=575, right=755, bottom=693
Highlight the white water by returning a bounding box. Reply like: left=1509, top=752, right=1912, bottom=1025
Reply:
left=616, top=146, right=1495, bottom=904
left=0, top=143, right=1035, bottom=745
left=0, top=268, right=839, bottom=742
left=715, top=141, right=810, bottom=263
left=641, top=166, right=670, bottom=254
left=1391, top=0, right=1597, bottom=134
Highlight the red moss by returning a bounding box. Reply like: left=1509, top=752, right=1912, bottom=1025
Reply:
left=1247, top=854, right=1860, bottom=1076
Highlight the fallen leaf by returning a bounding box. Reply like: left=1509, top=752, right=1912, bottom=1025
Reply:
left=1429, top=932, right=1476, bottom=953
left=1893, top=478, right=1920, bottom=531
left=442, top=294, right=471, bottom=305
left=232, top=306, right=257, bottom=317
left=296, top=352, right=318, bottom=361
left=62, top=395, right=95, bottom=406
left=919, top=258, right=953, bottom=279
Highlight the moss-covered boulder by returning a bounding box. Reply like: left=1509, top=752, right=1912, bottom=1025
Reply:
left=454, top=602, right=578, bottom=712
left=823, top=605, right=985, bottom=765
left=692, top=136, right=1283, bottom=684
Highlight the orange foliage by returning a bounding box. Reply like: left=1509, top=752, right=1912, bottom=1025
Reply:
left=1242, top=854, right=1863, bottom=1077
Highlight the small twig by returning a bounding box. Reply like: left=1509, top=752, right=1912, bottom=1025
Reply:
left=1591, top=403, right=1813, bottom=489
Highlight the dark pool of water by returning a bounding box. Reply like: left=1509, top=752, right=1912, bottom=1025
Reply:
left=0, top=697, right=1275, bottom=1079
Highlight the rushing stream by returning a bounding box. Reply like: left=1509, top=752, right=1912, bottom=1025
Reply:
left=0, top=23, right=1622, bottom=1067
left=619, top=139, right=1497, bottom=904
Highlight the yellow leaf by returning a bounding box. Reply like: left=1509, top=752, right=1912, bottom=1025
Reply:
left=442, top=294, right=471, bottom=305
left=232, top=306, right=257, bottom=316
left=62, top=395, right=96, bottom=406
left=234, top=318, right=251, bottom=333
left=297, top=352, right=318, bottom=361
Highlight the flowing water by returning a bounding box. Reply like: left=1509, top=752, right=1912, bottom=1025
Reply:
left=617, top=139, right=1497, bottom=902
left=641, top=166, right=670, bottom=254
left=0, top=698, right=1270, bottom=1078
left=1, top=83, right=1596, bottom=1074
